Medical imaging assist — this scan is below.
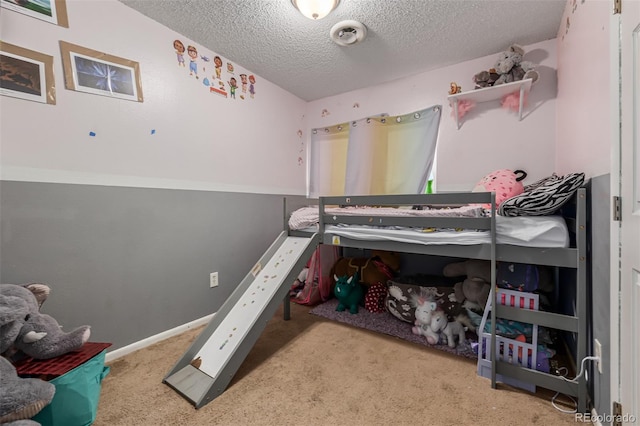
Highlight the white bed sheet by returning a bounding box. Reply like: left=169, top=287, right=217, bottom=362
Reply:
left=321, top=215, right=569, bottom=248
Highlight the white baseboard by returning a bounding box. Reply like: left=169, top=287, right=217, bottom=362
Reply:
left=591, top=408, right=603, bottom=426
left=105, top=313, right=215, bottom=363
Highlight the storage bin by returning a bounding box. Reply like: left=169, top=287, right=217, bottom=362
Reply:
left=14, top=342, right=111, bottom=426
left=477, top=289, right=539, bottom=392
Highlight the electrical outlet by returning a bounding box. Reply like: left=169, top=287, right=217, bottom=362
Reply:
left=210, top=272, right=218, bottom=288
left=594, top=338, right=603, bottom=374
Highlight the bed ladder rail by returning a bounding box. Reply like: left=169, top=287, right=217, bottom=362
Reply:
left=163, top=231, right=319, bottom=409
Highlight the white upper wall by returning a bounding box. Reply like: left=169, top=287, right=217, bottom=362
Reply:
left=555, top=0, right=611, bottom=178
left=2, top=0, right=609, bottom=195
left=0, top=0, right=308, bottom=195
left=306, top=39, right=559, bottom=191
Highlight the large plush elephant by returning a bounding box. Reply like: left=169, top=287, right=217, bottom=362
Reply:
left=0, top=283, right=90, bottom=360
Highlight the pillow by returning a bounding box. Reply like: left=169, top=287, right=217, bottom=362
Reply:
left=364, top=282, right=387, bottom=313
left=498, top=172, right=585, bottom=217
left=523, top=173, right=559, bottom=192
left=385, top=281, right=421, bottom=323
left=385, top=280, right=461, bottom=324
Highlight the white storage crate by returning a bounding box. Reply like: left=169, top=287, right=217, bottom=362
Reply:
left=477, top=288, right=539, bottom=392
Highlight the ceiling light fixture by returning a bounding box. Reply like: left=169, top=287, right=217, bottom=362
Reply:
left=292, top=0, right=340, bottom=20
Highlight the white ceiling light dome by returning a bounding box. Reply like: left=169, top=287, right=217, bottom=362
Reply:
left=330, top=20, right=367, bottom=46
left=292, top=0, right=340, bottom=20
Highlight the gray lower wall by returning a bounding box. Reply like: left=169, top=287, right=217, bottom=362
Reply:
left=589, top=174, right=611, bottom=420
left=1, top=178, right=612, bottom=415
left=0, top=180, right=308, bottom=351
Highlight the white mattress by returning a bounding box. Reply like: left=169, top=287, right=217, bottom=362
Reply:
left=323, top=215, right=569, bottom=248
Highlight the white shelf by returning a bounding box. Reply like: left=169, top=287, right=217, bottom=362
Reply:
left=447, top=78, right=533, bottom=129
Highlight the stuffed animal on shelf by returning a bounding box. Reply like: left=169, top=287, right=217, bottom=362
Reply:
left=448, top=82, right=462, bottom=95
left=472, top=68, right=500, bottom=89
left=429, top=310, right=466, bottom=348
left=443, top=259, right=492, bottom=309
left=493, top=44, right=539, bottom=86
left=333, top=273, right=365, bottom=314
left=410, top=293, right=439, bottom=344
left=0, top=283, right=91, bottom=360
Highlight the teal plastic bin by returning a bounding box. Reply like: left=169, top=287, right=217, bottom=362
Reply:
left=32, top=350, right=110, bottom=426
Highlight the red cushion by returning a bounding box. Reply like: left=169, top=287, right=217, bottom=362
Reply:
left=365, top=282, right=387, bottom=313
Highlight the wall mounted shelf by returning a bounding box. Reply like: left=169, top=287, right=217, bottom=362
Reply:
left=447, top=78, right=533, bottom=129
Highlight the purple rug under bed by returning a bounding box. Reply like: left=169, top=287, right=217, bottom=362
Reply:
left=308, top=298, right=478, bottom=360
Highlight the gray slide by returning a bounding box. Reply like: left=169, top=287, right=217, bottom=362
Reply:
left=164, top=231, right=319, bottom=408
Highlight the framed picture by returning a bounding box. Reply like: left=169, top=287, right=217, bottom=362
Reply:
left=60, top=41, right=143, bottom=102
left=1, top=0, right=69, bottom=27
left=0, top=41, right=56, bottom=104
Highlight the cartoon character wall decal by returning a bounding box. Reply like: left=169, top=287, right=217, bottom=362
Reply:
left=187, top=45, right=199, bottom=79
left=174, top=40, right=185, bottom=67
left=214, top=56, right=222, bottom=80
left=228, top=77, right=238, bottom=99
left=240, top=74, right=248, bottom=99
left=199, top=55, right=210, bottom=72
left=249, top=75, right=256, bottom=99
left=170, top=40, right=257, bottom=101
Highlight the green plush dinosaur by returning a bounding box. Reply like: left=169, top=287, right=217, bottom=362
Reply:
left=333, top=273, right=364, bottom=314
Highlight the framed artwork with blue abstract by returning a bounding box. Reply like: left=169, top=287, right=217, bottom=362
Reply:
left=59, top=41, right=143, bottom=102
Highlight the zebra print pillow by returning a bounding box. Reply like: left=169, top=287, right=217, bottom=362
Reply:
left=498, top=172, right=585, bottom=216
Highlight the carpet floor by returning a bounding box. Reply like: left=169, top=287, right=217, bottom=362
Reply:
left=94, top=302, right=582, bottom=426
left=309, top=298, right=478, bottom=359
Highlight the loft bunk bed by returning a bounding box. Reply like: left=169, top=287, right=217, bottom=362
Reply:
left=286, top=187, right=589, bottom=413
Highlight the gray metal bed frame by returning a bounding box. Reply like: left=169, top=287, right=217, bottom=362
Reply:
left=288, top=189, right=588, bottom=413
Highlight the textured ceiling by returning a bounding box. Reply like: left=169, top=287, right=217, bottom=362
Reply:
left=119, top=0, right=566, bottom=101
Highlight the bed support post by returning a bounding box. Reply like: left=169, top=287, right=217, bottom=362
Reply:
left=576, top=188, right=588, bottom=413
left=283, top=294, right=291, bottom=320
left=489, top=192, right=498, bottom=389
left=282, top=196, right=291, bottom=321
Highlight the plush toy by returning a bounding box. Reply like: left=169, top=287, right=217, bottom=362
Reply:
left=0, top=283, right=91, bottom=360
left=331, top=250, right=400, bottom=288
left=429, top=310, right=466, bottom=348
left=289, top=267, right=309, bottom=299
left=333, top=273, right=364, bottom=314
left=472, top=68, right=500, bottom=89
left=493, top=44, right=539, bottom=86
left=410, top=293, right=439, bottom=344
left=472, top=169, right=528, bottom=209
left=0, top=355, right=55, bottom=425
left=450, top=98, right=476, bottom=121
left=448, top=82, right=462, bottom=95
left=443, top=259, right=492, bottom=309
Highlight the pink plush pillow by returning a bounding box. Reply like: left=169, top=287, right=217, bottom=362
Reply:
left=472, top=169, right=527, bottom=208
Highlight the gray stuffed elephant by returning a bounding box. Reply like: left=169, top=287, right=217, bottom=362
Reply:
left=0, top=355, right=54, bottom=425
left=0, top=283, right=90, bottom=360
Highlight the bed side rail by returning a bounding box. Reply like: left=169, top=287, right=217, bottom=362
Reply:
left=319, top=192, right=496, bottom=231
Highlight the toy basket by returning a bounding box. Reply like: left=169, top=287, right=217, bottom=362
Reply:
left=15, top=342, right=112, bottom=426
left=477, top=288, right=539, bottom=392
